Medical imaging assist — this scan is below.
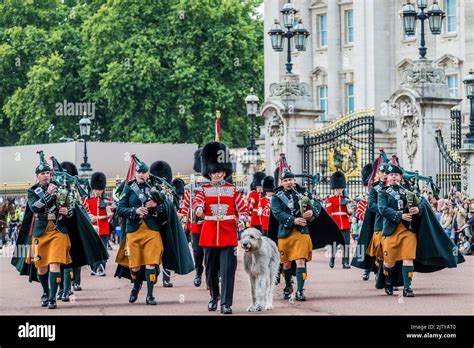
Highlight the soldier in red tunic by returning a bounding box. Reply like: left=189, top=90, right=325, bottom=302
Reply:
left=193, top=142, right=248, bottom=314
left=259, top=176, right=275, bottom=236
left=326, top=171, right=353, bottom=269
left=86, top=172, right=113, bottom=276
left=247, top=172, right=266, bottom=231
left=178, top=148, right=209, bottom=287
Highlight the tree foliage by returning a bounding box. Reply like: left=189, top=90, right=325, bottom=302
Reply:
left=0, top=0, right=263, bottom=147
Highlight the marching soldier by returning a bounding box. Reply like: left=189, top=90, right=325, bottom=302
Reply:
left=364, top=162, right=388, bottom=280
left=259, top=176, right=275, bottom=237
left=150, top=160, right=177, bottom=288
left=193, top=141, right=248, bottom=314
left=86, top=172, right=113, bottom=276
left=114, top=156, right=193, bottom=305
left=378, top=158, right=421, bottom=297
left=11, top=151, right=108, bottom=309
left=326, top=171, right=353, bottom=269
left=269, top=164, right=345, bottom=301
left=247, top=172, right=266, bottom=231
left=178, top=149, right=208, bottom=287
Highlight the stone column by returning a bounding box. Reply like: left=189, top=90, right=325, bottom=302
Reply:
left=388, top=59, right=462, bottom=175
left=326, top=0, right=341, bottom=120
left=458, top=148, right=474, bottom=197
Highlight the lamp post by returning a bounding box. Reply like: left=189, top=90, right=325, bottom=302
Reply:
left=268, top=0, right=310, bottom=74
left=79, top=114, right=92, bottom=174
left=401, top=0, right=445, bottom=59
left=245, top=90, right=260, bottom=159
left=463, top=70, right=474, bottom=146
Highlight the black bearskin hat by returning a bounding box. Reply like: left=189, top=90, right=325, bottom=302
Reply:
left=172, top=178, right=185, bottom=196
left=61, top=161, right=78, bottom=177
left=201, top=141, right=233, bottom=180
left=361, top=163, right=373, bottom=187
left=262, top=176, right=275, bottom=193
left=330, top=171, right=346, bottom=189
left=252, top=172, right=266, bottom=188
left=150, top=160, right=173, bottom=184
left=91, top=172, right=107, bottom=190
left=193, top=148, right=202, bottom=174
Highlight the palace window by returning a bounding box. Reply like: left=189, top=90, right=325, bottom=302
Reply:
left=319, top=86, right=328, bottom=120
left=318, top=14, right=327, bottom=47
left=346, top=83, right=354, bottom=113
left=345, top=10, right=353, bottom=44
left=445, top=0, right=456, bottom=33
left=447, top=75, right=459, bottom=97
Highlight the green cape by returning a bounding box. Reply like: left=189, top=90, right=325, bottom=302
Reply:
left=11, top=200, right=109, bottom=283
left=375, top=199, right=465, bottom=288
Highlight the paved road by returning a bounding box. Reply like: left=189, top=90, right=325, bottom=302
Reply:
left=0, top=243, right=472, bottom=315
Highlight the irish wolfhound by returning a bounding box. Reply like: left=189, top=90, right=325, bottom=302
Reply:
left=240, top=228, right=280, bottom=312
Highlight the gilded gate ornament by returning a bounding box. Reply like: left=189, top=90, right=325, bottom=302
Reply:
left=328, top=143, right=361, bottom=177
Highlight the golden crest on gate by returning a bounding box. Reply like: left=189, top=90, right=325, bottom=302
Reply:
left=328, top=143, right=361, bottom=177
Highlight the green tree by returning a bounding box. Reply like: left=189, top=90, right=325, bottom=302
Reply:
left=1, top=0, right=263, bottom=147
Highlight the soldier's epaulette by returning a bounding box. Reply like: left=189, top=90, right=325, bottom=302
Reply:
left=30, top=183, right=40, bottom=190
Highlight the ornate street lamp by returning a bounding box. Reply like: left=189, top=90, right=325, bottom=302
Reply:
left=245, top=89, right=260, bottom=157
left=401, top=0, right=445, bottom=59
left=463, top=70, right=474, bottom=145
left=79, top=114, right=92, bottom=173
left=268, top=0, right=310, bottom=74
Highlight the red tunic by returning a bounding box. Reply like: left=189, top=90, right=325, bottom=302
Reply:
left=247, top=190, right=262, bottom=227
left=85, top=195, right=111, bottom=236
left=179, top=188, right=203, bottom=234
left=259, top=196, right=271, bottom=231
left=326, top=195, right=351, bottom=230
left=193, top=181, right=248, bottom=247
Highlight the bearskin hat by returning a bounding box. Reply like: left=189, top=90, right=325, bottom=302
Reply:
left=262, top=176, right=275, bottom=193
left=201, top=141, right=233, bottom=180
left=252, top=172, right=266, bottom=188
left=330, top=171, right=346, bottom=189
left=361, top=163, right=373, bottom=187
left=150, top=160, right=173, bottom=184
left=90, top=172, right=107, bottom=190
left=61, top=161, right=78, bottom=177
left=193, top=148, right=202, bottom=174
left=172, top=178, right=185, bottom=196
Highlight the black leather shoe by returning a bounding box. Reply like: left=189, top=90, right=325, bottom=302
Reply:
left=193, top=276, right=202, bottom=287
left=56, top=290, right=64, bottom=300
left=146, top=296, right=157, bottom=305
left=129, top=283, right=142, bottom=303
left=72, top=283, right=82, bottom=291
left=329, top=258, right=335, bottom=268
left=275, top=273, right=281, bottom=285
left=343, top=263, right=351, bottom=269
left=362, top=270, right=370, bottom=281
left=48, top=300, right=57, bottom=309
left=163, top=280, right=173, bottom=288
left=41, top=293, right=49, bottom=307
left=295, top=290, right=306, bottom=301
left=220, top=304, right=232, bottom=314
left=283, top=286, right=293, bottom=299
left=61, top=291, right=70, bottom=302
left=208, top=298, right=218, bottom=311
left=385, top=284, right=394, bottom=296
left=403, top=287, right=415, bottom=297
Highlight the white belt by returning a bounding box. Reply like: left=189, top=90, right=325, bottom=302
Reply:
left=204, top=215, right=235, bottom=221
left=332, top=212, right=347, bottom=216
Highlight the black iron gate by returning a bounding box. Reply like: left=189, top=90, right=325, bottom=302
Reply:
left=435, top=109, right=462, bottom=197
left=302, top=112, right=375, bottom=198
